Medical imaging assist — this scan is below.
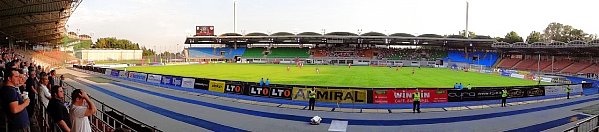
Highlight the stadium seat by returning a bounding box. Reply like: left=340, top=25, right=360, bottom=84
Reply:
left=445, top=50, right=498, bottom=67
left=268, top=48, right=310, bottom=58
left=242, top=48, right=266, bottom=58
left=188, top=47, right=246, bottom=59
left=561, top=61, right=593, bottom=74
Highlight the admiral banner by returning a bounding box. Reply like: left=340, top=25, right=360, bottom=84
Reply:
left=544, top=84, right=583, bottom=96
left=128, top=72, right=148, bottom=81
left=105, top=69, right=112, bottom=75
left=292, top=88, right=367, bottom=103
left=171, top=77, right=182, bottom=87
left=225, top=83, right=245, bottom=94
left=248, top=86, right=292, bottom=99
left=119, top=71, right=127, bottom=78
left=373, top=89, right=448, bottom=104
left=147, top=74, right=162, bottom=84
left=208, top=80, right=226, bottom=93
left=194, top=78, right=209, bottom=90
left=161, top=76, right=172, bottom=85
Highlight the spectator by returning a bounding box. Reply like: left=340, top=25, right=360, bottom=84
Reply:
left=47, top=85, right=71, bottom=132
left=49, top=70, right=56, bottom=86
left=59, top=75, right=65, bottom=87
left=38, top=72, right=51, bottom=108
left=25, top=70, right=41, bottom=132
left=0, top=68, right=31, bottom=131
left=70, top=89, right=96, bottom=132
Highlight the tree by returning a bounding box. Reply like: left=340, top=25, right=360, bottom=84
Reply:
left=141, top=47, right=155, bottom=56
left=526, top=31, right=542, bottom=44
left=542, top=22, right=593, bottom=42
left=504, top=31, right=523, bottom=43
left=459, top=30, right=476, bottom=38
left=93, top=37, right=141, bottom=50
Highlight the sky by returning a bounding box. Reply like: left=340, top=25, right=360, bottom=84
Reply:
left=67, top=0, right=599, bottom=53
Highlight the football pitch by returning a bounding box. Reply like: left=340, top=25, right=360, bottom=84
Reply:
left=120, top=64, right=543, bottom=88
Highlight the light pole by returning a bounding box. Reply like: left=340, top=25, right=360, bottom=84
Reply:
left=233, top=0, right=238, bottom=33
left=465, top=1, right=469, bottom=38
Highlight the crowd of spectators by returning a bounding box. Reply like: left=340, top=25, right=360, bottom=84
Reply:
left=0, top=48, right=95, bottom=132
left=311, top=47, right=447, bottom=60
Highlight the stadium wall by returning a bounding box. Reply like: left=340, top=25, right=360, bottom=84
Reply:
left=76, top=49, right=143, bottom=61
left=74, top=65, right=592, bottom=105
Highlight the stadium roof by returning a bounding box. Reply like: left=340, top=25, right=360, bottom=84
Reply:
left=361, top=32, right=386, bottom=36
left=186, top=31, right=497, bottom=47
left=270, top=32, right=294, bottom=36
left=297, top=32, right=321, bottom=36
left=325, top=32, right=358, bottom=36
left=389, top=33, right=415, bottom=37
left=245, top=32, right=268, bottom=36
left=0, top=0, right=82, bottom=45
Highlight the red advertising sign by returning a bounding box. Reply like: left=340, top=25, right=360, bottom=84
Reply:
left=373, top=89, right=448, bottom=104
left=196, top=26, right=215, bottom=36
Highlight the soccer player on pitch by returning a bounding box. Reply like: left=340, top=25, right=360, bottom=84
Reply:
left=316, top=67, right=320, bottom=74
left=287, top=64, right=290, bottom=72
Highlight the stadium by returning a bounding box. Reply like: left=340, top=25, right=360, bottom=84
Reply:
left=1, top=0, right=599, bottom=132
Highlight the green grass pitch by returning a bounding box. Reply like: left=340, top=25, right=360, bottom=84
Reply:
left=119, top=63, right=543, bottom=88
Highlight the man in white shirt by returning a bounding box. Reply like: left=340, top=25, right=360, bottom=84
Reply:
left=38, top=72, right=51, bottom=107
left=69, top=89, right=96, bottom=132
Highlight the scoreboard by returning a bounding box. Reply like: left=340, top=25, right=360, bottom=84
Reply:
left=196, top=26, right=215, bottom=36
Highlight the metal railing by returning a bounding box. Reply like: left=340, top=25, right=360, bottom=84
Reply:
left=61, top=79, right=162, bottom=132
left=565, top=114, right=599, bottom=132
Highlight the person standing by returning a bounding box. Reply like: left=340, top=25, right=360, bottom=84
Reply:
left=308, top=87, right=316, bottom=111
left=70, top=89, right=96, bottom=132
left=259, top=78, right=264, bottom=87
left=49, top=70, right=56, bottom=86
left=412, top=89, right=421, bottom=113
left=0, top=69, right=31, bottom=131
left=565, top=85, right=571, bottom=99
left=265, top=78, right=270, bottom=87
left=38, top=72, right=51, bottom=108
left=315, top=67, right=320, bottom=74
left=466, top=84, right=472, bottom=90
left=501, top=88, right=508, bottom=107
left=47, top=85, right=71, bottom=132
left=25, top=70, right=41, bottom=132
left=459, top=83, right=463, bottom=90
